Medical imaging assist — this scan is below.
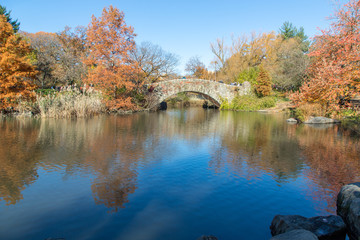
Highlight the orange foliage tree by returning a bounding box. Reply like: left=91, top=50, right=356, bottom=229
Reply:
left=84, top=6, right=140, bottom=110
left=255, top=66, right=272, bottom=97
left=0, top=15, right=36, bottom=111
left=291, top=0, right=360, bottom=113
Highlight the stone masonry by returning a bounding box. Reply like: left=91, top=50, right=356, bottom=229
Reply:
left=148, top=79, right=251, bottom=107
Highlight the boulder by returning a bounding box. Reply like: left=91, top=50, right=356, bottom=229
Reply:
left=270, top=229, right=318, bottom=240
left=304, top=117, right=341, bottom=124
left=286, top=118, right=298, bottom=123
left=270, top=215, right=346, bottom=240
left=337, top=182, right=360, bottom=240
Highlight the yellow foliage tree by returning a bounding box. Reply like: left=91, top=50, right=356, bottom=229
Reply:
left=0, top=15, right=36, bottom=111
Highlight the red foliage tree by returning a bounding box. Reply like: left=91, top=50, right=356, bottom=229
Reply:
left=291, top=0, right=360, bottom=113
left=84, top=6, right=140, bottom=110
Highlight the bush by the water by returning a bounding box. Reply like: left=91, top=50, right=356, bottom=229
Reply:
left=20, top=85, right=104, bottom=118
left=220, top=95, right=277, bottom=111
left=292, top=103, right=327, bottom=122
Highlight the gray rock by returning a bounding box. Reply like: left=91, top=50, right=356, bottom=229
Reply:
left=337, top=182, right=360, bottom=240
left=197, top=236, right=218, bottom=240
left=304, top=117, right=341, bottom=124
left=286, top=118, right=298, bottom=123
left=270, top=215, right=346, bottom=240
left=270, top=229, right=318, bottom=240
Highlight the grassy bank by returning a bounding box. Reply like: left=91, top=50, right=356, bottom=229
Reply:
left=220, top=95, right=277, bottom=111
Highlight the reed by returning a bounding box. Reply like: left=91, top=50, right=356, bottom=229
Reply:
left=35, top=85, right=104, bottom=118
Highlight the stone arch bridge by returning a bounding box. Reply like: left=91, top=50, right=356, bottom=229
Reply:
left=147, top=79, right=251, bottom=108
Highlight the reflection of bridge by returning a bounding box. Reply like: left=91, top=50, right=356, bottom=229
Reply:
left=147, top=79, right=251, bottom=107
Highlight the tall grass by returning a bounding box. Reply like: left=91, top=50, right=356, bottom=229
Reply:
left=292, top=103, right=327, bottom=122
left=220, top=95, right=277, bottom=111
left=34, top=85, right=104, bottom=118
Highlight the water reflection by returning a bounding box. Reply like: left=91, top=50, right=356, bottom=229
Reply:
left=288, top=124, right=360, bottom=211
left=0, top=109, right=360, bottom=214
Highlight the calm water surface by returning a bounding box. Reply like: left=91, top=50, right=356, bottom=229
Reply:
left=0, top=109, right=360, bottom=240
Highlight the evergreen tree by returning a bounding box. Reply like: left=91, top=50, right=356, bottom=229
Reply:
left=279, top=21, right=296, bottom=39
left=279, top=21, right=310, bottom=52
left=0, top=5, right=20, bottom=32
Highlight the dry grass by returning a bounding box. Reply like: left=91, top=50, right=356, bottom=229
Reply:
left=294, top=103, right=327, bottom=122
left=33, top=86, right=104, bottom=118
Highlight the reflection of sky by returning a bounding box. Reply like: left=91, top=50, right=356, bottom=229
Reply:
left=0, top=109, right=359, bottom=240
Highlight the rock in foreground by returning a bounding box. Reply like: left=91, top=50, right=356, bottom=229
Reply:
left=270, top=229, right=317, bottom=240
left=304, top=117, right=341, bottom=124
left=270, top=215, right=346, bottom=240
left=337, top=182, right=360, bottom=240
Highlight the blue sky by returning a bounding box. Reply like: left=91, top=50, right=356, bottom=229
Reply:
left=3, top=0, right=348, bottom=74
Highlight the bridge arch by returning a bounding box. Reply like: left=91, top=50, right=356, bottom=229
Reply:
left=147, top=79, right=251, bottom=109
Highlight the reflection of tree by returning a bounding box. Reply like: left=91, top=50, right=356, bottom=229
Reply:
left=0, top=119, right=41, bottom=204
left=85, top=116, right=145, bottom=211
left=290, top=125, right=360, bottom=212
left=210, top=112, right=304, bottom=182
left=1, top=109, right=359, bottom=215
left=0, top=116, right=146, bottom=211
left=91, top=162, right=137, bottom=212
left=210, top=112, right=360, bottom=213
left=38, top=115, right=149, bottom=211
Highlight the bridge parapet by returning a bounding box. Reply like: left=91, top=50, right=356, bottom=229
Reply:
left=147, top=79, right=251, bottom=108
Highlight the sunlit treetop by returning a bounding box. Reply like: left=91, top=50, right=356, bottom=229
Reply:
left=0, top=5, right=20, bottom=33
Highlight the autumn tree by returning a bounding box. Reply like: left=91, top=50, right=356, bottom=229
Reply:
left=0, top=5, right=19, bottom=32
left=24, top=27, right=88, bottom=88
left=185, top=56, right=213, bottom=79
left=24, top=32, right=62, bottom=88
left=210, top=38, right=228, bottom=72
left=211, top=28, right=310, bottom=88
left=273, top=37, right=309, bottom=90
left=56, top=26, right=88, bottom=85
left=84, top=6, right=139, bottom=110
left=255, top=66, right=272, bottom=97
left=131, top=41, right=179, bottom=83
left=214, top=32, right=281, bottom=83
left=0, top=15, right=36, bottom=111
left=291, top=0, right=360, bottom=113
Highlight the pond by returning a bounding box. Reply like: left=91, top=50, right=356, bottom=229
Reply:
left=0, top=109, right=360, bottom=240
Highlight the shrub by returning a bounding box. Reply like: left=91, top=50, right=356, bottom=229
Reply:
left=293, top=103, right=326, bottom=122
left=220, top=95, right=276, bottom=111
left=237, top=67, right=259, bottom=85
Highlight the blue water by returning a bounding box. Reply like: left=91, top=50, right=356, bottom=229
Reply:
left=0, top=109, right=359, bottom=240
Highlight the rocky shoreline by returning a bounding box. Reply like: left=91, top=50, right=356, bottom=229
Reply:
left=269, top=182, right=360, bottom=240
left=199, top=182, right=360, bottom=240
